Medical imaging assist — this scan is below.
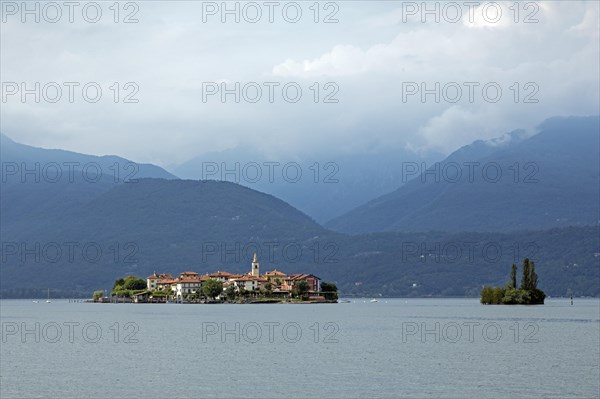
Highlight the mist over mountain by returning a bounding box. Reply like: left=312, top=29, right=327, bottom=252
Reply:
left=326, top=116, right=600, bottom=234
left=172, top=147, right=444, bottom=224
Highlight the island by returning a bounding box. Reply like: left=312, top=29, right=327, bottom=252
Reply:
left=480, top=258, right=546, bottom=305
left=92, top=253, right=338, bottom=304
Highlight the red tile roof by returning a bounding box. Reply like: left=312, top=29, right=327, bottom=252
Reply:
left=233, top=276, right=268, bottom=282
left=265, top=269, right=286, bottom=276
left=157, top=278, right=177, bottom=285
left=178, top=277, right=202, bottom=283
left=286, top=274, right=320, bottom=281
left=208, top=271, right=235, bottom=277
left=147, top=273, right=173, bottom=279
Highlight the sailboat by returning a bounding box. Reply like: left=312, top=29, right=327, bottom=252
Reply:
left=46, top=288, right=51, bottom=303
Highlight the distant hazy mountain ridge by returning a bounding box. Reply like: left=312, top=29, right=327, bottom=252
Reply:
left=172, top=147, right=444, bottom=223
left=1, top=133, right=178, bottom=181
left=326, top=116, right=600, bottom=233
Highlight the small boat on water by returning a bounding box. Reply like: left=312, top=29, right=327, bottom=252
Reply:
left=339, top=300, right=351, bottom=303
left=370, top=299, right=378, bottom=303
left=32, top=300, right=39, bottom=303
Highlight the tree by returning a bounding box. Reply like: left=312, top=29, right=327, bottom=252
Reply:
left=481, top=286, right=506, bottom=304
left=122, top=276, right=147, bottom=290
left=529, top=288, right=546, bottom=304
left=114, top=289, right=131, bottom=298
left=225, top=285, right=237, bottom=301
left=293, top=280, right=310, bottom=299
left=521, top=258, right=531, bottom=290
left=264, top=282, right=273, bottom=296
left=320, top=282, right=338, bottom=301
left=530, top=260, right=538, bottom=290
left=152, top=289, right=170, bottom=298
left=193, top=288, right=204, bottom=301
left=113, top=278, right=125, bottom=290
left=92, top=290, right=104, bottom=301
left=501, top=287, right=530, bottom=304
left=482, top=259, right=545, bottom=305
left=509, top=264, right=517, bottom=288
left=202, top=278, right=223, bottom=300
left=491, top=287, right=505, bottom=304
left=481, top=286, right=492, bottom=304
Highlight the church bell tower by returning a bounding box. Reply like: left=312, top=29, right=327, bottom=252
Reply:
left=251, top=253, right=260, bottom=277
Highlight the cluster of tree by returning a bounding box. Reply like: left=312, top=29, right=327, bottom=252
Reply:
left=200, top=278, right=223, bottom=300
left=481, top=258, right=546, bottom=305
left=291, top=281, right=338, bottom=301
left=221, top=281, right=339, bottom=302
left=292, top=280, right=310, bottom=300
left=320, top=282, right=338, bottom=301
left=110, top=276, right=147, bottom=298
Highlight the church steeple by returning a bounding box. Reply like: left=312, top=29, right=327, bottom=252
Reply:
left=251, top=252, right=259, bottom=277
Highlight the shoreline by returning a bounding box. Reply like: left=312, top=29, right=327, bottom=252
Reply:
left=88, top=299, right=339, bottom=304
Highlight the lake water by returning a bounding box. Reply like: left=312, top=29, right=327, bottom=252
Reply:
left=1, top=298, right=598, bottom=399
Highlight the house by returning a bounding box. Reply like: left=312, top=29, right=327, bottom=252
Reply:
left=264, top=269, right=287, bottom=285
left=208, top=271, right=236, bottom=282
left=231, top=275, right=268, bottom=292
left=133, top=291, right=151, bottom=303
left=156, top=278, right=178, bottom=291
left=284, top=274, right=321, bottom=292
left=174, top=275, right=207, bottom=302
left=146, top=273, right=173, bottom=290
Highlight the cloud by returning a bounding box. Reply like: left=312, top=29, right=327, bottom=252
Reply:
left=273, top=45, right=369, bottom=77
left=461, top=2, right=513, bottom=29
left=1, top=1, right=598, bottom=164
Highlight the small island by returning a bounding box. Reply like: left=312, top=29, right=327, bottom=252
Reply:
left=481, top=258, right=546, bottom=305
left=92, top=253, right=338, bottom=304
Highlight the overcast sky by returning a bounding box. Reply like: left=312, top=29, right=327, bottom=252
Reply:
left=1, top=1, right=598, bottom=166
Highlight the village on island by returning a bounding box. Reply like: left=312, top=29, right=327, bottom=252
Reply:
left=93, top=253, right=338, bottom=304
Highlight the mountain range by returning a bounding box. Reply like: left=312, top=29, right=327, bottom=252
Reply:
left=1, top=116, right=598, bottom=298
left=172, top=147, right=444, bottom=223
left=1, top=133, right=176, bottom=180
left=326, top=116, right=600, bottom=233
